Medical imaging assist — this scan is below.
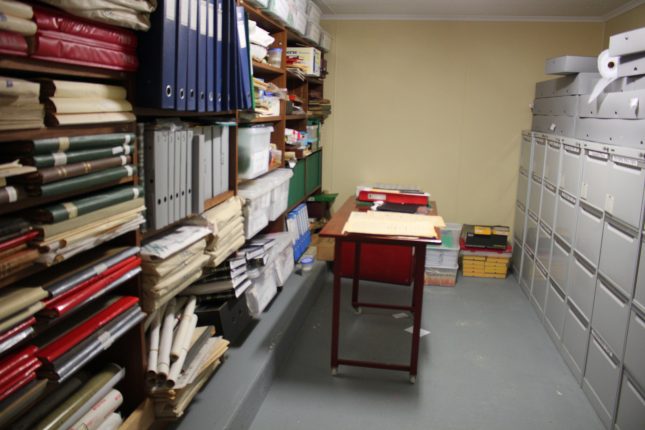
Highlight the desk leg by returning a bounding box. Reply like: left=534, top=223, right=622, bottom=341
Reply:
left=331, top=238, right=343, bottom=375
left=409, top=244, right=426, bottom=383
left=351, top=241, right=361, bottom=313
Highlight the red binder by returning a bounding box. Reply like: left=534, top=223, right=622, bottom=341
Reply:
left=356, top=188, right=429, bottom=206
left=33, top=7, right=137, bottom=49
left=37, top=296, right=139, bottom=363
left=0, top=317, right=36, bottom=344
left=0, top=357, right=40, bottom=389
left=0, top=345, right=38, bottom=375
left=31, top=31, right=138, bottom=71
left=0, top=30, right=28, bottom=56
left=44, top=257, right=141, bottom=317
left=0, top=364, right=38, bottom=402
left=0, top=230, right=39, bottom=253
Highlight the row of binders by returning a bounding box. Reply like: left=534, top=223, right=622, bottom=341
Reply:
left=143, top=122, right=231, bottom=230
left=138, top=0, right=254, bottom=112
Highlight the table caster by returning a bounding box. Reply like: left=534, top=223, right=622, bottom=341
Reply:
left=353, top=307, right=362, bottom=315
left=331, top=367, right=338, bottom=376
left=409, top=375, right=416, bottom=384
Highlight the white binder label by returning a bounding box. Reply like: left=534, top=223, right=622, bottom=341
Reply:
left=180, top=0, right=189, bottom=25
left=120, top=155, right=127, bottom=165
left=549, top=123, right=556, bottom=132
left=52, top=152, right=67, bottom=166
left=580, top=182, right=588, bottom=199
left=125, top=165, right=134, bottom=176
left=5, top=186, right=17, bottom=202
left=217, top=4, right=223, bottom=41
left=199, top=0, right=207, bottom=35
left=94, top=263, right=108, bottom=275
left=630, top=97, right=639, bottom=111
left=133, top=187, right=140, bottom=198
left=123, top=134, right=132, bottom=144
left=605, top=194, right=614, bottom=213
left=208, top=2, right=214, bottom=38
left=166, top=0, right=177, bottom=21
left=190, top=0, right=198, bottom=30
left=238, top=20, right=247, bottom=49
left=98, top=331, right=114, bottom=349
left=58, top=137, right=70, bottom=152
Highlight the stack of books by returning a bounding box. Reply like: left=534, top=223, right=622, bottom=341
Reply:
left=0, top=76, right=44, bottom=131
left=0, top=160, right=36, bottom=204
left=185, top=255, right=251, bottom=299
left=0, top=286, right=46, bottom=354
left=200, top=196, right=246, bottom=267
left=40, top=0, right=156, bottom=31
left=140, top=226, right=211, bottom=313
left=460, top=225, right=512, bottom=279
left=31, top=6, right=138, bottom=71
left=0, top=217, right=40, bottom=284
left=308, top=97, right=332, bottom=119
left=0, top=344, right=40, bottom=403
left=0, top=0, right=35, bottom=57
left=41, top=79, right=136, bottom=126
left=238, top=237, right=275, bottom=279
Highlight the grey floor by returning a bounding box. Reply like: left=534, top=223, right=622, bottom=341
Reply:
left=249, top=273, right=605, bottom=430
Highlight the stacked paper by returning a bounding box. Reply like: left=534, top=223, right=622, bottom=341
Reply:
left=0, top=217, right=40, bottom=284
left=0, top=0, right=35, bottom=56
left=198, top=196, right=246, bottom=267
left=40, top=0, right=156, bottom=31
left=0, top=76, right=44, bottom=131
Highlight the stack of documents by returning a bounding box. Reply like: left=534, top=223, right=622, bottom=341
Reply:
left=31, top=6, right=138, bottom=71
left=0, top=75, right=44, bottom=131
left=182, top=255, right=250, bottom=299
left=41, top=79, right=135, bottom=126
left=0, top=217, right=40, bottom=283
left=249, top=20, right=275, bottom=64
left=7, top=132, right=138, bottom=198
left=0, top=286, right=46, bottom=353
left=0, top=0, right=36, bottom=57
left=140, top=226, right=211, bottom=313
left=0, top=160, right=36, bottom=189
left=258, top=232, right=295, bottom=287
left=146, top=297, right=229, bottom=420
left=308, top=97, right=332, bottom=119
left=198, top=196, right=246, bottom=267
left=252, top=78, right=282, bottom=117
left=0, top=344, right=41, bottom=412
left=40, top=0, right=156, bottom=31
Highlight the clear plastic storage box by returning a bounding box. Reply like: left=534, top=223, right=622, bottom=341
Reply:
left=238, top=126, right=273, bottom=180
left=267, top=169, right=294, bottom=220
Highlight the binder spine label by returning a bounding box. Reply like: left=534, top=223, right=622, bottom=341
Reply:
left=167, top=0, right=177, bottom=20
left=190, top=0, right=198, bottom=30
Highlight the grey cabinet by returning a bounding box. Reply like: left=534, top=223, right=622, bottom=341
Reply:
left=544, top=136, right=562, bottom=186
left=591, top=276, right=630, bottom=360
left=569, top=251, right=598, bottom=321
left=529, top=175, right=542, bottom=216
left=634, top=238, right=645, bottom=312
left=624, top=310, right=645, bottom=389
left=513, top=202, right=526, bottom=244
left=598, top=219, right=640, bottom=299
left=560, top=140, right=583, bottom=198
left=521, top=247, right=535, bottom=295
left=555, top=190, right=577, bottom=246
left=615, top=375, right=645, bottom=430
left=540, top=182, right=557, bottom=229
left=606, top=153, right=645, bottom=229
left=517, top=171, right=529, bottom=207
left=550, top=236, right=571, bottom=293
left=520, top=130, right=533, bottom=174
left=536, top=223, right=553, bottom=270
left=562, top=301, right=590, bottom=382
left=533, top=134, right=547, bottom=179
left=526, top=212, right=539, bottom=253
left=531, top=261, right=548, bottom=313
left=580, top=147, right=610, bottom=212
left=574, top=201, right=604, bottom=266
left=544, top=280, right=567, bottom=342
left=512, top=236, right=523, bottom=278
left=583, top=333, right=621, bottom=429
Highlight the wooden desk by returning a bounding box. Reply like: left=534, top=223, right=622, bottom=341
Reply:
left=320, top=197, right=440, bottom=383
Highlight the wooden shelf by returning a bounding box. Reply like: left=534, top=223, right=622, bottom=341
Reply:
left=241, top=2, right=284, bottom=33
left=239, top=115, right=282, bottom=124
left=204, top=190, right=235, bottom=211
left=0, top=176, right=135, bottom=216
left=0, top=56, right=131, bottom=81
left=135, top=107, right=236, bottom=118
left=0, top=122, right=136, bottom=143
left=237, top=164, right=280, bottom=185
left=252, top=61, right=285, bottom=76
left=286, top=29, right=313, bottom=47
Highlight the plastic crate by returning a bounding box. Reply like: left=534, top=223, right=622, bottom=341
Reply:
left=426, top=223, right=462, bottom=268
left=424, top=265, right=459, bottom=287
left=267, top=169, right=293, bottom=220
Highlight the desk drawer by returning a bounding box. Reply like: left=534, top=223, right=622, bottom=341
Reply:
left=340, top=243, right=414, bottom=286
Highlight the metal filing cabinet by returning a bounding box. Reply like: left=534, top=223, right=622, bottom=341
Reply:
left=520, top=130, right=533, bottom=174
left=514, top=202, right=526, bottom=244
left=624, top=309, right=645, bottom=389
left=615, top=375, right=645, bottom=430
left=580, top=145, right=610, bottom=212
left=560, top=139, right=583, bottom=198
left=569, top=251, right=598, bottom=321
left=550, top=235, right=571, bottom=293
left=606, top=151, right=645, bottom=229
left=598, top=218, right=640, bottom=299
left=536, top=222, right=553, bottom=270
left=511, top=236, right=523, bottom=280
left=555, top=190, right=577, bottom=246
left=544, top=137, right=562, bottom=187
left=531, top=261, right=549, bottom=313
left=544, top=280, right=567, bottom=342
left=562, top=301, right=591, bottom=382
left=521, top=246, right=535, bottom=296
left=529, top=175, right=542, bottom=216
left=591, top=275, right=630, bottom=360
left=526, top=211, right=539, bottom=254
left=517, top=171, right=529, bottom=208
left=574, top=201, right=605, bottom=266
left=583, top=332, right=621, bottom=429
left=634, top=237, right=645, bottom=312
left=540, top=182, right=558, bottom=229
left=533, top=133, right=547, bottom=179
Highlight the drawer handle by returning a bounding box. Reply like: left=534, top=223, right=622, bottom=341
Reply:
left=635, top=312, right=645, bottom=329
left=575, top=257, right=594, bottom=277
left=598, top=280, right=627, bottom=307
left=607, top=222, right=636, bottom=242
left=612, top=161, right=643, bottom=175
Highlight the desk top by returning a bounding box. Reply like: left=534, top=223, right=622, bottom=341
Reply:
left=319, top=196, right=441, bottom=244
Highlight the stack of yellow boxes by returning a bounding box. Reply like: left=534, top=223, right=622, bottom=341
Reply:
left=462, top=254, right=510, bottom=278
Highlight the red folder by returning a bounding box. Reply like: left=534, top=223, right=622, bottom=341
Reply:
left=357, top=189, right=429, bottom=206
left=44, top=257, right=141, bottom=317
left=0, top=357, right=40, bottom=389
left=0, top=365, right=38, bottom=402
left=33, top=7, right=137, bottom=49
left=0, top=30, right=28, bottom=56
left=37, top=296, right=139, bottom=363
left=31, top=31, right=138, bottom=71
left=0, top=317, right=36, bottom=344
left=43, top=255, right=140, bottom=308
left=0, top=345, right=38, bottom=375
left=0, top=230, right=39, bottom=253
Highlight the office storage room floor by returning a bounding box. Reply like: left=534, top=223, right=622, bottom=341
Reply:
left=247, top=272, right=605, bottom=430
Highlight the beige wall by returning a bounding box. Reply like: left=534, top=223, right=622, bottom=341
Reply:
left=320, top=20, right=603, bottom=228
left=604, top=4, right=645, bottom=47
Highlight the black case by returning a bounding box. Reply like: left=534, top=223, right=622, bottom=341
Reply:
left=195, top=294, right=253, bottom=345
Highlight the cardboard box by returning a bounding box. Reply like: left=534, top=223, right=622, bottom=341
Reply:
left=313, top=234, right=335, bottom=261
left=286, top=47, right=321, bottom=77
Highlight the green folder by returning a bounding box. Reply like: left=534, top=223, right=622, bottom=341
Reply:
left=35, top=165, right=137, bottom=197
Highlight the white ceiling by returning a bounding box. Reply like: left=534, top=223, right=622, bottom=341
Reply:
left=316, top=0, right=645, bottom=21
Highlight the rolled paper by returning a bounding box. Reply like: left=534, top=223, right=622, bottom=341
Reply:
left=170, top=296, right=197, bottom=361
left=157, top=299, right=177, bottom=379
left=147, top=310, right=162, bottom=377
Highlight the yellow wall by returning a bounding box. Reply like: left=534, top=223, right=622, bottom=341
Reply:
left=320, top=20, right=603, bottom=227
left=604, top=4, right=645, bottom=47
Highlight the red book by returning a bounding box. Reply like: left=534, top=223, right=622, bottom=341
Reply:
left=0, top=345, right=38, bottom=375
left=33, top=7, right=137, bottom=48
left=0, top=365, right=38, bottom=402
left=0, top=230, right=39, bottom=254
left=0, top=30, right=28, bottom=56
left=0, top=317, right=36, bottom=344
left=0, top=357, right=40, bottom=389
left=44, top=256, right=141, bottom=317
left=43, top=255, right=140, bottom=308
left=31, top=31, right=138, bottom=72
left=37, top=296, right=139, bottom=363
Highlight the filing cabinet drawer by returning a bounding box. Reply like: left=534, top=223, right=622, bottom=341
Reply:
left=545, top=280, right=567, bottom=340
left=536, top=223, right=553, bottom=270
left=521, top=248, right=535, bottom=294
left=634, top=238, right=645, bottom=312
left=511, top=236, right=523, bottom=277
left=615, top=375, right=645, bottom=430
left=529, top=176, right=542, bottom=216
left=624, top=310, right=645, bottom=389
left=574, top=202, right=604, bottom=266
left=598, top=219, right=640, bottom=299
left=561, top=141, right=583, bottom=198
left=520, top=131, right=532, bottom=174
left=550, top=236, right=571, bottom=293
left=544, top=138, right=561, bottom=186
left=531, top=261, right=548, bottom=313
left=514, top=202, right=526, bottom=243
left=526, top=213, right=539, bottom=253
left=540, top=182, right=557, bottom=229
left=517, top=171, right=529, bottom=207
left=583, top=333, right=621, bottom=429
left=580, top=147, right=610, bottom=212
left=591, top=276, right=630, bottom=360
left=533, top=135, right=547, bottom=179
left=606, top=154, right=645, bottom=229
left=569, top=252, right=597, bottom=321
left=555, top=190, right=577, bottom=246
left=562, top=302, right=590, bottom=381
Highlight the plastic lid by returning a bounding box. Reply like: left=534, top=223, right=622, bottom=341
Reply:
left=238, top=125, right=274, bottom=135
left=301, top=256, right=314, bottom=265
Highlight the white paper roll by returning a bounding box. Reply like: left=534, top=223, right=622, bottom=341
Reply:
left=589, top=49, right=620, bottom=103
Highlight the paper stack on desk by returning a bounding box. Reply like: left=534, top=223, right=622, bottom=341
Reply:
left=342, top=211, right=445, bottom=239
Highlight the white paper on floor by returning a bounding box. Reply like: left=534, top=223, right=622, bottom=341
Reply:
left=392, top=312, right=409, bottom=319
left=405, top=326, right=430, bottom=337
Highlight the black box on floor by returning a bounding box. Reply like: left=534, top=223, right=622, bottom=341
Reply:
left=195, top=294, right=253, bottom=345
